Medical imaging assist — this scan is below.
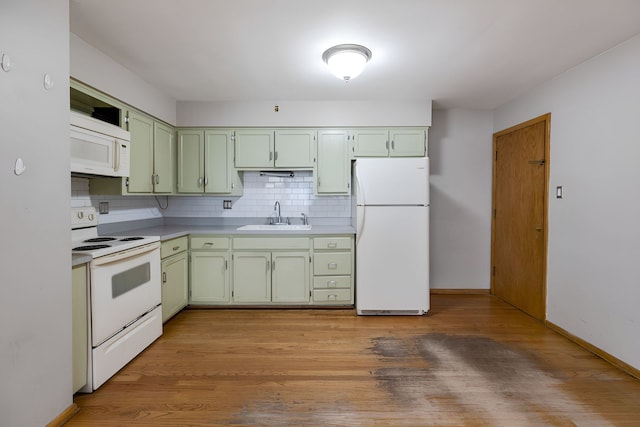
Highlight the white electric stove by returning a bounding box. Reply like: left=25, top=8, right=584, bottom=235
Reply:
left=72, top=206, right=162, bottom=392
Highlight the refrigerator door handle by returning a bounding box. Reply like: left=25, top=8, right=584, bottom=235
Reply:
left=356, top=206, right=365, bottom=244
left=355, top=165, right=366, bottom=206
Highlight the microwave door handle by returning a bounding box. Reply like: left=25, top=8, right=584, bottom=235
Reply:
left=113, top=138, right=120, bottom=172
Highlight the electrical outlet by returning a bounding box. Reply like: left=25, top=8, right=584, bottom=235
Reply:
left=223, top=200, right=232, bottom=209
left=99, top=202, right=109, bottom=214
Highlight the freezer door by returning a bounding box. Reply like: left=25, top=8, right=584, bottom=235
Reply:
left=355, top=157, right=429, bottom=206
left=356, top=205, right=429, bottom=314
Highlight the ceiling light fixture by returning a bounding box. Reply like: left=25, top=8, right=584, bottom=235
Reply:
left=322, top=44, right=372, bottom=82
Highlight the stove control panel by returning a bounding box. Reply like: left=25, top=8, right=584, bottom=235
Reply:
left=71, top=206, right=98, bottom=229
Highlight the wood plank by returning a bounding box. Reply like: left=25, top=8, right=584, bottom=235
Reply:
left=68, top=296, right=640, bottom=426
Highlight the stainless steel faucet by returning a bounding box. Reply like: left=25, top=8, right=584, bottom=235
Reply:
left=301, top=212, right=308, bottom=225
left=273, top=201, right=283, bottom=224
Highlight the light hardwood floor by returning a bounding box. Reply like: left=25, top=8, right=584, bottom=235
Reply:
left=68, top=295, right=640, bottom=426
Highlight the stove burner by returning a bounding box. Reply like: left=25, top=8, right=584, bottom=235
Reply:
left=120, top=237, right=144, bottom=242
left=84, top=237, right=117, bottom=243
left=73, top=244, right=111, bottom=251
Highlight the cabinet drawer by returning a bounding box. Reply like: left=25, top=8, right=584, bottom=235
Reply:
left=190, top=236, right=229, bottom=250
left=233, top=237, right=310, bottom=250
left=313, top=276, right=351, bottom=289
left=313, top=236, right=352, bottom=250
left=161, top=236, right=188, bottom=258
left=313, top=252, right=352, bottom=275
left=313, top=289, right=352, bottom=303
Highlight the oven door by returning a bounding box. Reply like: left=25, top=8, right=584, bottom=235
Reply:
left=90, top=242, right=161, bottom=346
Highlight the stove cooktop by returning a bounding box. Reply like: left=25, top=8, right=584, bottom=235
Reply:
left=71, top=235, right=160, bottom=257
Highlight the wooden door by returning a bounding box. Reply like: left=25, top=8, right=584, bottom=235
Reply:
left=491, top=114, right=550, bottom=321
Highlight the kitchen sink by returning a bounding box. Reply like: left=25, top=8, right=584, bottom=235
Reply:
left=237, top=224, right=312, bottom=231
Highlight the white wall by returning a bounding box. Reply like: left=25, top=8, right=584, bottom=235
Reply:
left=429, top=109, right=494, bottom=289
left=177, top=100, right=432, bottom=127
left=70, top=33, right=177, bottom=125
left=494, top=34, right=640, bottom=370
left=0, top=1, right=72, bottom=425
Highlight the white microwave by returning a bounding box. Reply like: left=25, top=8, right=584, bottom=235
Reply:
left=70, top=111, right=130, bottom=177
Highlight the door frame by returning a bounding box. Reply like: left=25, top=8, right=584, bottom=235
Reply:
left=490, top=113, right=551, bottom=320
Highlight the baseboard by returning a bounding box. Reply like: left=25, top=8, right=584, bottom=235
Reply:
left=46, top=403, right=78, bottom=427
left=546, top=320, right=640, bottom=380
left=430, top=288, right=490, bottom=295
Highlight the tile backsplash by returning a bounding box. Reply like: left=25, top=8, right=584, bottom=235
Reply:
left=71, top=171, right=351, bottom=225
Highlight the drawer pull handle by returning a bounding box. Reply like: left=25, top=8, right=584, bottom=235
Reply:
left=172, top=246, right=180, bottom=251
left=328, top=263, right=337, bottom=270
left=328, top=294, right=338, bottom=300
left=204, top=242, right=214, bottom=247
left=327, top=280, right=337, bottom=288
left=327, top=243, right=337, bottom=248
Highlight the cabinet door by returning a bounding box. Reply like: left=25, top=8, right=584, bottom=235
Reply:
left=316, top=129, right=351, bottom=194
left=232, top=252, right=271, bottom=302
left=274, top=129, right=315, bottom=168
left=272, top=251, right=310, bottom=303
left=235, top=129, right=274, bottom=168
left=72, top=264, right=87, bottom=393
left=161, top=252, right=188, bottom=322
left=126, top=110, right=154, bottom=193
left=190, top=251, right=230, bottom=303
left=389, top=129, right=427, bottom=157
left=204, top=130, right=233, bottom=193
left=177, top=130, right=204, bottom=193
left=353, top=129, right=389, bottom=157
left=153, top=122, right=176, bottom=193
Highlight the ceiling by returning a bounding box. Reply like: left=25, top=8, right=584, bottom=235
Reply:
left=70, top=0, right=640, bottom=110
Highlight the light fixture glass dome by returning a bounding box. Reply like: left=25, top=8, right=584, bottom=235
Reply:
left=322, top=44, right=372, bottom=82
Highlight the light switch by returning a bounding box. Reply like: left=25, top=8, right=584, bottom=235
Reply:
left=556, top=186, right=563, bottom=199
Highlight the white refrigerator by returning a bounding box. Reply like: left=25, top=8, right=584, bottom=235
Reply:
left=354, top=157, right=429, bottom=315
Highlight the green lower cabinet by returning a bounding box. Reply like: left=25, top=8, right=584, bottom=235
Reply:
left=232, top=252, right=272, bottom=302
left=72, top=264, right=88, bottom=393
left=161, top=251, right=188, bottom=322
left=187, top=235, right=351, bottom=306
left=189, top=236, right=231, bottom=305
left=231, top=251, right=310, bottom=304
left=271, top=252, right=311, bottom=303
left=312, top=236, right=354, bottom=305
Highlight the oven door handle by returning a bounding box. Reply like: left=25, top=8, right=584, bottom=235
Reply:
left=91, top=242, right=160, bottom=267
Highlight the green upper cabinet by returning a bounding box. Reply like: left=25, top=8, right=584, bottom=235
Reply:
left=352, top=128, right=427, bottom=157
left=204, top=130, right=236, bottom=194
left=126, top=111, right=176, bottom=194
left=315, top=129, right=351, bottom=195
left=177, top=129, right=205, bottom=193
left=153, top=121, right=176, bottom=193
left=177, top=129, right=242, bottom=194
left=235, top=129, right=274, bottom=168
left=273, top=129, right=316, bottom=168
left=235, top=129, right=316, bottom=169
left=389, top=128, right=427, bottom=157
left=352, top=128, right=390, bottom=157
left=127, top=110, right=154, bottom=193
